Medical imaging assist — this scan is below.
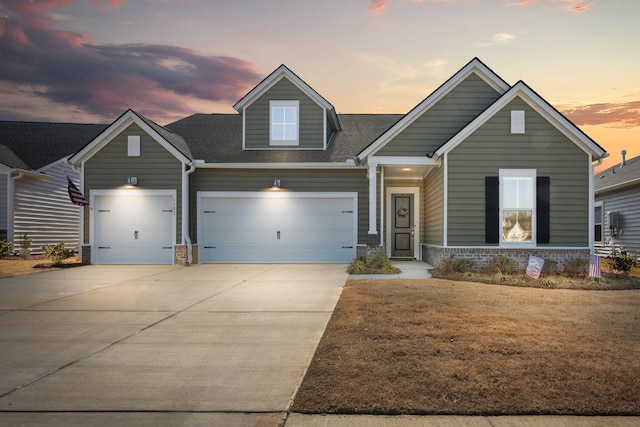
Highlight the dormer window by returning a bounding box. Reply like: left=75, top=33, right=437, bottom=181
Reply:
left=270, top=100, right=299, bottom=146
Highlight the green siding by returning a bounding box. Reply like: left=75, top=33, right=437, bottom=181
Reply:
left=83, top=123, right=183, bottom=244
left=377, top=73, right=502, bottom=156
left=245, top=78, right=325, bottom=149
left=446, top=97, right=590, bottom=247
left=190, top=168, right=369, bottom=243
left=424, top=167, right=444, bottom=246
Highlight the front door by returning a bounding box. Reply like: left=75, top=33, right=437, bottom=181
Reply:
left=391, top=194, right=414, bottom=258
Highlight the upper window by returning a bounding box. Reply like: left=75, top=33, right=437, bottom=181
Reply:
left=500, top=169, right=536, bottom=244
left=270, top=100, right=299, bottom=146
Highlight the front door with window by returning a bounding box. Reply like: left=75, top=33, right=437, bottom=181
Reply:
left=391, top=194, right=414, bottom=258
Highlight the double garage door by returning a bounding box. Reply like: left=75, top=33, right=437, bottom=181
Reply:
left=198, top=192, right=357, bottom=263
left=93, top=192, right=175, bottom=264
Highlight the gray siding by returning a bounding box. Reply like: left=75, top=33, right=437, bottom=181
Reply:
left=424, top=166, right=444, bottom=246
left=0, top=173, right=7, bottom=239
left=377, top=73, right=502, bottom=157
left=83, top=123, right=183, bottom=244
left=191, top=168, right=369, bottom=243
left=596, top=185, right=640, bottom=256
left=13, top=162, right=81, bottom=253
left=447, top=97, right=590, bottom=247
left=245, top=78, right=325, bottom=149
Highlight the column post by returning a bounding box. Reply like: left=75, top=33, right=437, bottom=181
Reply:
left=367, top=164, right=379, bottom=246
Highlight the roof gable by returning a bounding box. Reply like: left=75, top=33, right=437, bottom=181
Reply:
left=358, top=57, right=510, bottom=159
left=434, top=81, right=607, bottom=160
left=233, top=64, right=341, bottom=132
left=69, top=109, right=192, bottom=165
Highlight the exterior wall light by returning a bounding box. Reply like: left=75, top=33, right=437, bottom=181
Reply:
left=271, top=178, right=281, bottom=190
left=124, top=176, right=138, bottom=187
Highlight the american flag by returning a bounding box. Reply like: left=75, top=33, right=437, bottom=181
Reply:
left=589, top=254, right=601, bottom=278
left=67, top=176, right=88, bottom=206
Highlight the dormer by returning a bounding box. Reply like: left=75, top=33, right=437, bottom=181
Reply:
left=233, top=65, right=341, bottom=151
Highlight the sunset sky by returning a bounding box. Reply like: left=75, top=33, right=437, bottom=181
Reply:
left=0, top=0, right=638, bottom=171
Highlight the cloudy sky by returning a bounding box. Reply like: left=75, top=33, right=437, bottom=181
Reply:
left=0, top=0, right=638, bottom=171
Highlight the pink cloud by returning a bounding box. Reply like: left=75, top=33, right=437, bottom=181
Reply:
left=0, top=0, right=262, bottom=123
left=508, top=0, right=593, bottom=13
left=560, top=100, right=640, bottom=128
left=369, top=0, right=388, bottom=14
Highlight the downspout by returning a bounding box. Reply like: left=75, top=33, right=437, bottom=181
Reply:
left=9, top=171, right=24, bottom=246
left=183, top=162, right=197, bottom=264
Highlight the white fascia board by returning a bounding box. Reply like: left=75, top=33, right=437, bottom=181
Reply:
left=368, top=156, right=440, bottom=167
left=434, top=82, right=607, bottom=160
left=195, top=162, right=360, bottom=169
left=11, top=168, right=53, bottom=180
left=69, top=110, right=191, bottom=165
left=595, top=178, right=640, bottom=195
left=358, top=58, right=510, bottom=160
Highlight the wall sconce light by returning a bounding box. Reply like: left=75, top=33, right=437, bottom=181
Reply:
left=124, top=176, right=138, bottom=187
left=271, top=178, right=281, bottom=190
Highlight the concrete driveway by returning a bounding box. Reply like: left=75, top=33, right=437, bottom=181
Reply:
left=0, top=263, right=347, bottom=426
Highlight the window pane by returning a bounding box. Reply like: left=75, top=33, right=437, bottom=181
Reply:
left=284, top=123, right=296, bottom=140
left=503, top=177, right=533, bottom=209
left=502, top=210, right=532, bottom=242
left=595, top=224, right=602, bottom=242
left=272, top=124, right=285, bottom=140
left=283, top=107, right=296, bottom=123
left=594, top=206, right=602, bottom=223
left=272, top=107, right=285, bottom=123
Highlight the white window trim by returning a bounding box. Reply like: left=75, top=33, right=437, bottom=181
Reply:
left=594, top=200, right=604, bottom=243
left=270, top=100, right=299, bottom=146
left=499, top=169, right=536, bottom=248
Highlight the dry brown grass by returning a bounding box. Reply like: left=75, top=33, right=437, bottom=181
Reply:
left=292, top=278, right=640, bottom=415
left=0, top=255, right=82, bottom=278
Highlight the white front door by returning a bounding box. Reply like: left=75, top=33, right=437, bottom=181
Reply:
left=199, top=192, right=357, bottom=263
left=93, top=192, right=175, bottom=264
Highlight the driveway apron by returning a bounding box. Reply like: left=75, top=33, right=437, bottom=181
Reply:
left=0, top=263, right=347, bottom=426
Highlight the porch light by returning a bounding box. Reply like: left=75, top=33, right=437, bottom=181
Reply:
left=124, top=176, right=138, bottom=188
left=271, top=178, right=281, bottom=190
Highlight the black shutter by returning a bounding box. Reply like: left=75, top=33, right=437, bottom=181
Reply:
left=485, top=176, right=499, bottom=244
left=537, top=176, right=550, bottom=244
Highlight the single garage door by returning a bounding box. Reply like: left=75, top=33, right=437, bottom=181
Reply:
left=199, top=192, right=357, bottom=263
left=94, top=193, right=175, bottom=264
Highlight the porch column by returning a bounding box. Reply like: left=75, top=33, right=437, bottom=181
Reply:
left=367, top=164, right=379, bottom=246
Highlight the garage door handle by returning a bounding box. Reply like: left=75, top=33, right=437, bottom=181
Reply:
left=134, top=230, right=139, bottom=240
left=277, top=231, right=280, bottom=240
left=98, top=246, right=111, bottom=249
left=342, top=246, right=353, bottom=249
left=204, top=246, right=216, bottom=249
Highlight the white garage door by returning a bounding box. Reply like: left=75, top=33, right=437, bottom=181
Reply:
left=94, top=193, right=175, bottom=264
left=199, top=192, right=357, bottom=263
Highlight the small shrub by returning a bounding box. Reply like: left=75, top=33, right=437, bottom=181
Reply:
left=563, top=258, right=588, bottom=278
left=453, top=258, right=477, bottom=273
left=19, top=233, right=31, bottom=249
left=495, top=273, right=508, bottom=283
left=440, top=255, right=455, bottom=275
left=541, top=259, right=559, bottom=276
left=42, top=242, right=74, bottom=265
left=488, top=256, right=519, bottom=274
left=607, top=249, right=637, bottom=275
left=540, top=278, right=555, bottom=288
left=348, top=258, right=366, bottom=274
left=371, top=251, right=390, bottom=268
left=0, top=239, right=11, bottom=256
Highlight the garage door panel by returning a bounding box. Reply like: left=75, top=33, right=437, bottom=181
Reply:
left=94, top=194, right=174, bottom=264
left=199, top=194, right=356, bottom=263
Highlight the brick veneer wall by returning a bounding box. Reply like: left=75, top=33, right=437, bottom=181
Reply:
left=81, top=245, right=91, bottom=264
left=423, top=244, right=590, bottom=269
left=174, top=244, right=199, bottom=265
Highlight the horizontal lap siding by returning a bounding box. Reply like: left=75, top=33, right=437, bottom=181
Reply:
left=377, top=74, right=501, bottom=157
left=191, top=168, right=368, bottom=243
left=447, top=97, right=590, bottom=247
left=13, top=163, right=81, bottom=253
left=0, top=174, right=7, bottom=236
left=245, top=79, right=324, bottom=149
left=83, top=123, right=183, bottom=244
left=424, top=167, right=444, bottom=245
left=596, top=186, right=640, bottom=256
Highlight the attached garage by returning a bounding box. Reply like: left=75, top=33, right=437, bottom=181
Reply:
left=198, top=192, right=357, bottom=263
left=92, top=190, right=176, bottom=264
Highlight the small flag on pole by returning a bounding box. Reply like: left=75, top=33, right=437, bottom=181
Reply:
left=589, top=254, right=601, bottom=278
left=67, top=176, right=88, bottom=206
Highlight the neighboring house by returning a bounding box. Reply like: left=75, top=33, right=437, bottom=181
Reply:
left=594, top=152, right=640, bottom=257
left=68, top=58, right=606, bottom=266
left=0, top=122, right=107, bottom=253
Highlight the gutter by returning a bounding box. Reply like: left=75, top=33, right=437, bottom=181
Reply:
left=195, top=161, right=359, bottom=169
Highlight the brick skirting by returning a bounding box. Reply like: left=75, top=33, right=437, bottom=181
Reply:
left=423, top=245, right=590, bottom=269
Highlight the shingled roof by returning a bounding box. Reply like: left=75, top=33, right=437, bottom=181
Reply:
left=595, top=154, right=640, bottom=193
left=166, top=113, right=403, bottom=163
left=0, top=121, right=108, bottom=170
